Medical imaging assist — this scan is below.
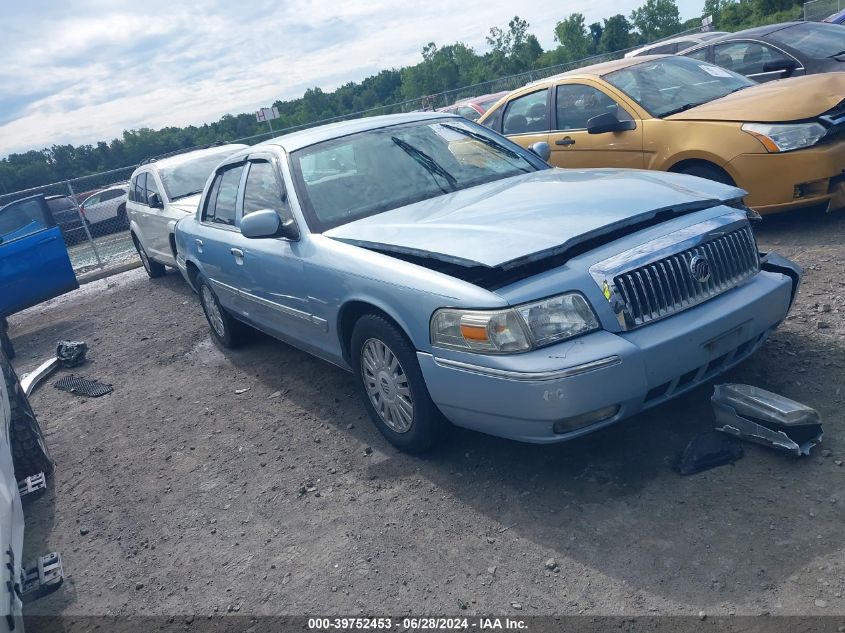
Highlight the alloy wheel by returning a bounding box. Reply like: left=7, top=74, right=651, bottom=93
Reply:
left=360, top=338, right=414, bottom=433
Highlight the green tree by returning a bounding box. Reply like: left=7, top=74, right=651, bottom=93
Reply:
left=588, top=22, right=604, bottom=54
left=599, top=14, right=632, bottom=52
left=554, top=13, right=589, bottom=62
left=630, top=0, right=681, bottom=41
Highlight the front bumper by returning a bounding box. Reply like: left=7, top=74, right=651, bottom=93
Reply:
left=728, top=139, right=845, bottom=214
left=418, top=257, right=801, bottom=444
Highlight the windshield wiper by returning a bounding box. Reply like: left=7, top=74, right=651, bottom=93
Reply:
left=391, top=137, right=457, bottom=192
left=170, top=189, right=204, bottom=201
left=660, top=102, right=706, bottom=118
left=440, top=123, right=531, bottom=170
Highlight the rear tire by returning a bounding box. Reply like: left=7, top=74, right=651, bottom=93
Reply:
left=351, top=314, right=443, bottom=453
left=676, top=162, right=735, bottom=186
left=133, top=234, right=166, bottom=278
left=0, top=353, right=54, bottom=480
left=197, top=275, right=250, bottom=348
left=0, top=318, right=14, bottom=360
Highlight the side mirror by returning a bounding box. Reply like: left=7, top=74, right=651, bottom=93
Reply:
left=586, top=112, right=637, bottom=135
left=528, top=141, right=551, bottom=162
left=762, top=59, right=797, bottom=75
left=148, top=192, right=163, bottom=209
left=240, top=209, right=299, bottom=240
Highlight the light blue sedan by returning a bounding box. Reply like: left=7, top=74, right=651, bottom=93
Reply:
left=174, top=112, right=801, bottom=453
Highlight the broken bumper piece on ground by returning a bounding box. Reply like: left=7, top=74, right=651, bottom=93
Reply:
left=712, top=383, right=823, bottom=456
left=20, top=340, right=88, bottom=396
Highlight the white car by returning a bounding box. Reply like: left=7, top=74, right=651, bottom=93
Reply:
left=624, top=31, right=729, bottom=57
left=127, top=145, right=247, bottom=278
left=1, top=352, right=59, bottom=631
left=79, top=184, right=129, bottom=232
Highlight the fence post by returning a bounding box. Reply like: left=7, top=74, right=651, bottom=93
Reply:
left=65, top=180, right=104, bottom=268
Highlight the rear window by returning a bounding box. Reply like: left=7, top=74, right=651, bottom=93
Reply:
left=768, top=22, right=845, bottom=57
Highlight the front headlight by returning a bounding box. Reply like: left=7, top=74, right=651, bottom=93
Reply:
left=741, top=122, right=826, bottom=153
left=430, top=292, right=599, bottom=354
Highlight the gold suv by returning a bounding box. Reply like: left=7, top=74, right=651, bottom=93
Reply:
left=479, top=55, right=845, bottom=214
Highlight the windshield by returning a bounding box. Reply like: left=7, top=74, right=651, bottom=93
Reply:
left=768, top=22, right=845, bottom=57
left=159, top=150, right=237, bottom=200
left=290, top=119, right=546, bottom=232
left=604, top=56, right=754, bottom=118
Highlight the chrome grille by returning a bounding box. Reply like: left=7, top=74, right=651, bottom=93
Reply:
left=613, top=226, right=759, bottom=328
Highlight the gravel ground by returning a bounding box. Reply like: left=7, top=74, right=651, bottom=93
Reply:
left=8, top=207, right=845, bottom=618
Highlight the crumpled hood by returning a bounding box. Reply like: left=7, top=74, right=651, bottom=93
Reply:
left=324, top=169, right=745, bottom=269
left=667, top=73, right=845, bottom=122
left=168, top=193, right=202, bottom=214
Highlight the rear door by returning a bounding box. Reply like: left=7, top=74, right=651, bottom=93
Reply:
left=499, top=88, right=550, bottom=151
left=0, top=195, right=78, bottom=316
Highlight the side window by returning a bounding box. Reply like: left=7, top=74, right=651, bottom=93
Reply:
left=145, top=173, right=162, bottom=205
left=685, top=47, right=710, bottom=62
left=457, top=106, right=481, bottom=121
left=102, top=190, right=122, bottom=202
left=502, top=89, right=549, bottom=135
left=647, top=42, right=680, bottom=55
left=134, top=173, right=148, bottom=205
left=714, top=41, right=793, bottom=75
left=242, top=160, right=291, bottom=221
left=128, top=179, right=135, bottom=202
left=0, top=198, right=52, bottom=242
left=85, top=195, right=100, bottom=206
left=555, top=84, right=633, bottom=131
left=203, top=164, right=244, bottom=227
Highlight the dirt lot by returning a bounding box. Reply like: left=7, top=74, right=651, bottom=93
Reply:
left=8, top=208, right=845, bottom=618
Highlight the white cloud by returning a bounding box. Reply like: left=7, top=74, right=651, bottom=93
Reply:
left=0, top=0, right=704, bottom=156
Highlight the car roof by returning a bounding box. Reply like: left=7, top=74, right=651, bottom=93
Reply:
left=525, top=55, right=667, bottom=87
left=136, top=144, right=249, bottom=172
left=256, top=111, right=462, bottom=153
left=705, top=21, right=803, bottom=42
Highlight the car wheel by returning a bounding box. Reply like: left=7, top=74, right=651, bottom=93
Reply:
left=351, top=314, right=443, bottom=453
left=116, top=203, right=129, bottom=229
left=197, top=275, right=250, bottom=348
left=677, top=163, right=734, bottom=186
left=133, top=234, right=166, bottom=278
left=0, top=318, right=14, bottom=360
left=0, top=353, right=54, bottom=480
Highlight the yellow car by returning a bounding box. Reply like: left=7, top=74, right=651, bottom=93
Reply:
left=478, top=55, right=845, bottom=214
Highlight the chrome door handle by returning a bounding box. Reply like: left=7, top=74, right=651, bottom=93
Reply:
left=230, top=248, right=244, bottom=257
left=555, top=137, right=575, bottom=147
left=195, top=239, right=203, bottom=247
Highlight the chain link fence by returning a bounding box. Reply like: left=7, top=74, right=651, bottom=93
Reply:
left=804, top=0, right=841, bottom=20
left=0, top=27, right=703, bottom=279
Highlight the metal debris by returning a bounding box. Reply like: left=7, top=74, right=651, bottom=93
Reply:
left=676, top=431, right=744, bottom=475
left=54, top=375, right=113, bottom=398
left=712, top=384, right=822, bottom=456
left=21, top=340, right=88, bottom=396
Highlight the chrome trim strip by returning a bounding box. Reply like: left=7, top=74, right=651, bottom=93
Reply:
left=431, top=355, right=622, bottom=382
left=209, top=279, right=316, bottom=325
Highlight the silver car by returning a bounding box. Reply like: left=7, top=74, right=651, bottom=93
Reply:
left=174, top=112, right=800, bottom=453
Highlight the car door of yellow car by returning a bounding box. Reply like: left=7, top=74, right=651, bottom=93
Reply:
left=548, top=80, right=644, bottom=169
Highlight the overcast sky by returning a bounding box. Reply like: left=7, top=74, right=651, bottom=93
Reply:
left=0, top=0, right=703, bottom=157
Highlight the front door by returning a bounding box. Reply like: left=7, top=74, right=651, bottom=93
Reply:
left=228, top=156, right=314, bottom=346
left=548, top=82, right=644, bottom=169
left=0, top=195, right=78, bottom=316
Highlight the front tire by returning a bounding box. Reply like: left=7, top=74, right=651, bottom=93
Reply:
left=1, top=353, right=54, bottom=480
left=351, top=314, right=443, bottom=453
left=677, top=162, right=734, bottom=186
left=197, top=275, right=250, bottom=348
left=133, top=234, right=166, bottom=278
